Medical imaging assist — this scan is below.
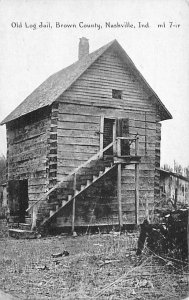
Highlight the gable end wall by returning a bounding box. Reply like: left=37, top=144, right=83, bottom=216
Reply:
left=6, top=107, right=51, bottom=208
left=54, top=49, right=159, bottom=225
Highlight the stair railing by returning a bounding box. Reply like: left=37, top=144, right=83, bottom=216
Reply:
left=116, top=135, right=139, bottom=156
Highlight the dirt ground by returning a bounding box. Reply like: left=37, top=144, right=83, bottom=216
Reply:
left=0, top=229, right=188, bottom=300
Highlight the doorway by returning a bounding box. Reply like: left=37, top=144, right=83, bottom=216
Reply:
left=100, top=117, right=130, bottom=156
left=103, top=118, right=115, bottom=155
left=8, top=179, right=28, bottom=223
left=100, top=117, right=116, bottom=156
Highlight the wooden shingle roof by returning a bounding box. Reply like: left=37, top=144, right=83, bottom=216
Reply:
left=1, top=39, right=172, bottom=124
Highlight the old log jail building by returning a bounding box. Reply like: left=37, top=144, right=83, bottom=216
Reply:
left=1, top=38, right=172, bottom=235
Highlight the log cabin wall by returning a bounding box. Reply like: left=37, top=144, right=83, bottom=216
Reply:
left=53, top=48, right=158, bottom=227
left=154, top=121, right=161, bottom=209
left=6, top=107, right=51, bottom=210
left=46, top=102, right=59, bottom=210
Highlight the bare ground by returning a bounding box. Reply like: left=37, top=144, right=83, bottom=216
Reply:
left=0, top=229, right=188, bottom=300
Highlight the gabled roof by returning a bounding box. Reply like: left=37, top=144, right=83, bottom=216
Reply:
left=1, top=39, right=172, bottom=125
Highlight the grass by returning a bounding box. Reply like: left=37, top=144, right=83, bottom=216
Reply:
left=0, top=227, right=188, bottom=300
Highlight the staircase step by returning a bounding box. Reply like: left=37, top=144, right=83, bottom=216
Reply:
left=79, top=167, right=99, bottom=177
left=58, top=195, right=68, bottom=202
left=93, top=175, right=98, bottom=181
left=89, top=159, right=113, bottom=169
left=25, top=217, right=32, bottom=225
left=49, top=205, right=58, bottom=212
left=87, top=180, right=91, bottom=186
left=76, top=174, right=93, bottom=180
left=19, top=223, right=32, bottom=231
left=62, top=200, right=67, bottom=206
left=49, top=201, right=59, bottom=205
left=9, top=228, right=37, bottom=239
left=49, top=210, right=56, bottom=217
left=75, top=190, right=79, bottom=195
left=80, top=185, right=86, bottom=191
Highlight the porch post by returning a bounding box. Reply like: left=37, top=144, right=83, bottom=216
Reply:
left=72, top=173, right=76, bottom=233
left=135, top=135, right=139, bottom=225
left=31, top=205, right=38, bottom=230
left=117, top=138, right=123, bottom=229
left=99, top=115, right=104, bottom=157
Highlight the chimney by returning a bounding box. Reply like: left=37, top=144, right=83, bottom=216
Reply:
left=78, top=37, right=89, bottom=60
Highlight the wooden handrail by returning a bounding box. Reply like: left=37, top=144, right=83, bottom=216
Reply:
left=27, top=140, right=115, bottom=212
left=116, top=137, right=136, bottom=140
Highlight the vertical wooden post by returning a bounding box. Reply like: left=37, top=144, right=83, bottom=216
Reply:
left=145, top=112, right=147, bottom=155
left=99, top=115, right=104, bottom=157
left=135, top=135, right=139, bottom=225
left=145, top=197, right=149, bottom=222
left=188, top=215, right=189, bottom=263
left=117, top=138, right=123, bottom=229
left=72, top=173, right=76, bottom=233
left=31, top=205, right=37, bottom=230
left=113, top=120, right=117, bottom=155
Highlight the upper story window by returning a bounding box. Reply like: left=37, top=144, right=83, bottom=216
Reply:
left=112, top=89, right=122, bottom=99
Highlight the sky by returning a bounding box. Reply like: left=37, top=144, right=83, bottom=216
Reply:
left=0, top=0, right=189, bottom=169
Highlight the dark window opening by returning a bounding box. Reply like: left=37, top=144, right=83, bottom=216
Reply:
left=103, top=118, right=114, bottom=155
left=8, top=179, right=28, bottom=223
left=112, top=89, right=122, bottom=99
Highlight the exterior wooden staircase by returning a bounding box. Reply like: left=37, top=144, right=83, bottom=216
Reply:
left=9, top=136, right=140, bottom=238
left=29, top=141, right=116, bottom=231
left=42, top=159, right=116, bottom=228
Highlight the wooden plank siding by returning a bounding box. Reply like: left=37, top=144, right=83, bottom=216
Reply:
left=54, top=48, right=158, bottom=227
left=6, top=107, right=51, bottom=207
left=59, top=52, right=155, bottom=110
